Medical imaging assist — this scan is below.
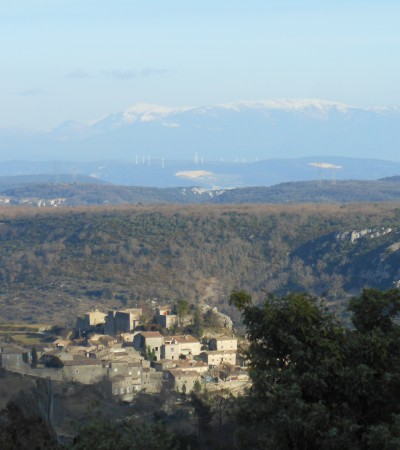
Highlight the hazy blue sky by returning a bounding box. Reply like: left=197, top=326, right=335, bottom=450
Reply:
left=1, top=0, right=399, bottom=129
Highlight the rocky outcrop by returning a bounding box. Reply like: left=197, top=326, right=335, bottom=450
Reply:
left=199, top=304, right=233, bottom=330
left=336, top=227, right=394, bottom=243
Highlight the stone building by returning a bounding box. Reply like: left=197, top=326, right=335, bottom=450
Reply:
left=163, top=369, right=200, bottom=393
left=141, top=367, right=163, bottom=393
left=0, top=344, right=30, bottom=370
left=61, top=358, right=106, bottom=384
left=174, top=359, right=208, bottom=374
left=199, top=350, right=237, bottom=367
left=153, top=359, right=176, bottom=372
left=161, top=335, right=201, bottom=360
left=106, top=375, right=136, bottom=401
left=155, top=306, right=177, bottom=329
left=133, top=331, right=164, bottom=360
left=76, top=310, right=107, bottom=333
left=209, top=336, right=237, bottom=352
left=104, top=308, right=142, bottom=336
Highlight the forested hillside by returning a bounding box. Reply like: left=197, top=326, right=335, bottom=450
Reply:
left=1, top=203, right=400, bottom=325
left=3, top=177, right=400, bottom=207
left=213, top=178, right=400, bottom=203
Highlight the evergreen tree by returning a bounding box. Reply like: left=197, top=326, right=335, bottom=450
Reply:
left=31, top=346, right=38, bottom=368
left=192, top=306, right=204, bottom=338
left=230, top=288, right=400, bottom=449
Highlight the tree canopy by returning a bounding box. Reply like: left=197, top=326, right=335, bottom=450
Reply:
left=230, top=288, right=400, bottom=449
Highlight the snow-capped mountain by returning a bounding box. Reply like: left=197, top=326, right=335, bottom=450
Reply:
left=1, top=99, right=399, bottom=162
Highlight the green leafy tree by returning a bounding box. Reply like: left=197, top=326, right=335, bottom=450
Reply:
left=192, top=306, right=204, bottom=338
left=232, top=289, right=400, bottom=449
left=145, top=345, right=156, bottom=361
left=70, top=418, right=178, bottom=450
left=175, top=299, right=189, bottom=319
left=190, top=391, right=213, bottom=438
left=31, top=346, right=38, bottom=368
left=193, top=379, right=202, bottom=393
left=229, top=290, right=252, bottom=310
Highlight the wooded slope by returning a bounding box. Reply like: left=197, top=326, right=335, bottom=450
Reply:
left=1, top=203, right=400, bottom=324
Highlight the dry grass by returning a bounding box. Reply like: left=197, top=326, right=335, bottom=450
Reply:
left=9, top=333, right=46, bottom=346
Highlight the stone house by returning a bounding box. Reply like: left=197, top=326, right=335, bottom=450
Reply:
left=104, top=358, right=143, bottom=400
left=209, top=336, right=237, bottom=352
left=174, top=359, right=208, bottom=374
left=133, top=331, right=164, bottom=360
left=200, top=350, right=237, bottom=367
left=107, top=375, right=136, bottom=400
left=87, top=348, right=110, bottom=360
left=107, top=359, right=142, bottom=379
left=0, top=344, right=30, bottom=370
left=163, top=369, right=200, bottom=393
left=76, top=310, right=107, bottom=333
left=104, top=308, right=142, bottom=336
left=155, top=306, right=177, bottom=329
left=153, top=359, right=176, bottom=372
left=153, top=358, right=208, bottom=375
left=161, top=335, right=201, bottom=360
left=141, top=367, right=163, bottom=393
left=61, top=358, right=106, bottom=383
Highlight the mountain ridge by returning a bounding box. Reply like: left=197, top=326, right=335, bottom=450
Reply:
left=1, top=99, right=399, bottom=162
left=3, top=176, right=400, bottom=207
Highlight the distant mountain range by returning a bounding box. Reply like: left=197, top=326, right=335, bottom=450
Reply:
left=1, top=99, right=400, bottom=162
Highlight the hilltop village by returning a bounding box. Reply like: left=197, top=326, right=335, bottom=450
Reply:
left=0, top=304, right=249, bottom=402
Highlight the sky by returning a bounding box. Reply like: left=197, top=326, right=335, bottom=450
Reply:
left=1, top=0, right=400, bottom=130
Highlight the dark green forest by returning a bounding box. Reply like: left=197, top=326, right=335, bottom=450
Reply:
left=230, top=288, right=400, bottom=449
